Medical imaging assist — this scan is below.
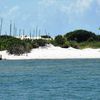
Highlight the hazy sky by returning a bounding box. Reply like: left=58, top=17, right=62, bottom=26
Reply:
left=0, top=0, right=100, bottom=36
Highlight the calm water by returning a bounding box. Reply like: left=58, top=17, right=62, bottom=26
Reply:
left=0, top=59, right=100, bottom=100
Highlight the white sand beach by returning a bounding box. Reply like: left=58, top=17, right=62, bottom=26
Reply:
left=0, top=44, right=100, bottom=60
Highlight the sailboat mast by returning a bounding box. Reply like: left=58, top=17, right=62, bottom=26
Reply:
left=0, top=18, right=3, bottom=35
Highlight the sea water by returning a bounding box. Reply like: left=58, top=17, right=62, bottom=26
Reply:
left=0, top=59, right=100, bottom=100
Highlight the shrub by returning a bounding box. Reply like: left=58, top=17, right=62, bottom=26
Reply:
left=62, top=41, right=70, bottom=48
left=34, top=39, right=47, bottom=47
left=55, top=35, right=66, bottom=46
left=7, top=44, right=25, bottom=55
left=0, top=35, right=34, bottom=55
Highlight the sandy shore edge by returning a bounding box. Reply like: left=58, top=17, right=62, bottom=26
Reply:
left=0, top=44, right=100, bottom=60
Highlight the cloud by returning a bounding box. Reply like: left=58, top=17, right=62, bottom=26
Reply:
left=37, top=0, right=95, bottom=27
left=37, top=0, right=94, bottom=25
left=0, top=5, right=20, bottom=20
left=38, top=0, right=57, bottom=7
left=7, top=6, right=20, bottom=16
left=95, top=0, right=100, bottom=15
left=22, top=14, right=31, bottom=21
left=97, top=0, right=100, bottom=5
left=61, top=0, right=93, bottom=15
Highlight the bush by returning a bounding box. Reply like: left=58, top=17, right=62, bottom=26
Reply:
left=61, top=41, right=79, bottom=49
left=55, top=35, right=66, bottom=46
left=87, top=37, right=95, bottom=42
left=96, top=35, right=100, bottom=41
left=79, top=41, right=100, bottom=49
left=7, top=44, right=25, bottom=55
left=69, top=42, right=79, bottom=49
left=34, top=39, right=47, bottom=47
left=62, top=41, right=70, bottom=48
left=7, top=39, right=29, bottom=55
left=0, top=35, right=34, bottom=55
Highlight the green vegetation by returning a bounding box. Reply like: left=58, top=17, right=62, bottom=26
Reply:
left=41, top=35, right=51, bottom=39
left=78, top=41, right=100, bottom=49
left=0, top=29, right=100, bottom=55
left=55, top=35, right=66, bottom=46
left=64, top=29, right=96, bottom=42
left=33, top=39, right=48, bottom=47
left=0, top=35, right=48, bottom=55
left=52, top=29, right=100, bottom=49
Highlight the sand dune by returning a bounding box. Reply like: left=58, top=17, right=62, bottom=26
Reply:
left=0, top=44, right=100, bottom=60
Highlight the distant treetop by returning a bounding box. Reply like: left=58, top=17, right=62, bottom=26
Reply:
left=64, top=29, right=96, bottom=42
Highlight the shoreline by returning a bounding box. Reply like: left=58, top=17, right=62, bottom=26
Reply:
left=0, top=45, right=100, bottom=60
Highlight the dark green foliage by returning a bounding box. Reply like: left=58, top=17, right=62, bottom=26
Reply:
left=0, top=29, right=100, bottom=55
left=0, top=36, right=48, bottom=55
left=49, top=39, right=56, bottom=46
left=62, top=42, right=69, bottom=48
left=6, top=38, right=32, bottom=55
left=31, top=41, right=39, bottom=48
left=0, top=35, right=18, bottom=50
left=55, top=35, right=66, bottom=46
left=7, top=44, right=25, bottom=55
left=87, top=37, right=95, bottom=42
left=62, top=41, right=79, bottom=49
left=33, top=39, right=48, bottom=47
left=53, top=29, right=99, bottom=48
left=96, top=35, right=100, bottom=41
left=79, top=41, right=100, bottom=49
left=69, top=42, right=79, bottom=49
left=41, top=35, right=51, bottom=39
left=23, top=39, right=39, bottom=48
left=0, top=36, right=33, bottom=55
left=65, top=30, right=96, bottom=42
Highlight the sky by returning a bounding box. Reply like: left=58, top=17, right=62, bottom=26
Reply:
left=0, top=0, right=100, bottom=36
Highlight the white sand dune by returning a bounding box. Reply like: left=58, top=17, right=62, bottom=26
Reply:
left=0, top=44, right=100, bottom=60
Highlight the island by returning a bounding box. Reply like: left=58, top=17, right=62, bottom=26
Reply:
left=0, top=29, right=100, bottom=60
